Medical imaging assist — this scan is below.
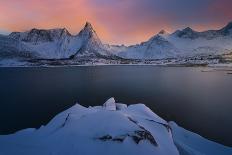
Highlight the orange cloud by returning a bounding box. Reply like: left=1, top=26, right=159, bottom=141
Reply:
left=0, top=0, right=232, bottom=45
left=0, top=0, right=173, bottom=45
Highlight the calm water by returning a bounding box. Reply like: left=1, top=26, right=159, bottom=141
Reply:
left=0, top=66, right=232, bottom=146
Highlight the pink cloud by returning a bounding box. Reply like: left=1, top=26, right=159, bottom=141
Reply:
left=0, top=0, right=231, bottom=45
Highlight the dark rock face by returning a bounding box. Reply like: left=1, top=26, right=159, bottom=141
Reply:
left=173, top=21, right=232, bottom=39
left=78, top=22, right=96, bottom=38
left=25, top=29, right=53, bottom=42
left=175, top=27, right=199, bottom=39
left=9, top=28, right=72, bottom=44
left=220, top=22, right=232, bottom=35
left=97, top=130, right=158, bottom=147
left=159, top=30, right=168, bottom=35
left=96, top=115, right=158, bottom=146
left=132, top=130, right=157, bottom=146
left=0, top=35, right=36, bottom=58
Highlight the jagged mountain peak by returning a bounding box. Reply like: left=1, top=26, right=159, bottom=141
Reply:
left=9, top=27, right=72, bottom=43
left=71, top=22, right=107, bottom=58
left=28, top=28, right=68, bottom=35
left=29, top=28, right=71, bottom=37
left=148, top=34, right=167, bottom=42
left=144, top=30, right=170, bottom=44
left=84, top=22, right=94, bottom=30
left=172, top=27, right=199, bottom=39
left=182, top=27, right=195, bottom=32
left=78, top=22, right=98, bottom=38
left=158, top=29, right=169, bottom=35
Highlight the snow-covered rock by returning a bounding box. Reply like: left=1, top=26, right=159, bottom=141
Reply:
left=103, top=97, right=116, bottom=111
left=0, top=98, right=231, bottom=155
left=116, top=103, right=127, bottom=110
left=169, top=122, right=232, bottom=155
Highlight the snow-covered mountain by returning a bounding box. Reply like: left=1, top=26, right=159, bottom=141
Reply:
left=71, top=22, right=110, bottom=58
left=0, top=34, right=37, bottom=59
left=163, top=22, right=232, bottom=57
left=5, top=22, right=107, bottom=59
left=109, top=35, right=180, bottom=60
left=0, top=98, right=231, bottom=155
left=110, top=22, right=232, bottom=59
left=1, top=21, right=232, bottom=63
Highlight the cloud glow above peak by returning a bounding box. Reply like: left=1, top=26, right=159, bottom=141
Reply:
left=0, top=0, right=232, bottom=45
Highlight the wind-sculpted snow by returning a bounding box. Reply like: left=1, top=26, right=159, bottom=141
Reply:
left=0, top=98, right=231, bottom=155
left=169, top=122, right=232, bottom=155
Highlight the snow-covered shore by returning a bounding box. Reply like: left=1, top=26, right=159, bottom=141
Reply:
left=0, top=98, right=231, bottom=155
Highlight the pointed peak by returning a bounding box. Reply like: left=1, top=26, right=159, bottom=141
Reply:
left=61, top=28, right=71, bottom=35
left=30, top=28, right=40, bottom=32
left=62, top=27, right=68, bottom=32
left=85, top=22, right=93, bottom=28
left=158, top=29, right=168, bottom=35
left=78, top=21, right=98, bottom=38
left=182, top=27, right=194, bottom=32
left=83, top=22, right=95, bottom=33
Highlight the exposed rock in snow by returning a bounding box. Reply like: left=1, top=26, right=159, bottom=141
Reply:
left=4, top=22, right=108, bottom=59
left=9, top=28, right=71, bottom=43
left=113, top=35, right=180, bottom=60
left=0, top=98, right=231, bottom=155
left=158, top=30, right=169, bottom=35
left=110, top=21, right=232, bottom=60
left=72, top=22, right=108, bottom=58
left=8, top=28, right=80, bottom=59
left=0, top=34, right=37, bottom=59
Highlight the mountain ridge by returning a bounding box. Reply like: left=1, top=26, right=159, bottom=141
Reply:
left=1, top=21, right=232, bottom=64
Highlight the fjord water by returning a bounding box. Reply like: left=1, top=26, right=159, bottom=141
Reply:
left=0, top=66, right=232, bottom=146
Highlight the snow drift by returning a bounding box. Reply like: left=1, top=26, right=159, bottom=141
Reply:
left=0, top=98, right=231, bottom=155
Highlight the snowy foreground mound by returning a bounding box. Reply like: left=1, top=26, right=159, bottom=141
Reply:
left=0, top=98, right=231, bottom=155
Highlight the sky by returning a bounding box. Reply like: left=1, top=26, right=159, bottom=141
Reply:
left=0, top=0, right=232, bottom=45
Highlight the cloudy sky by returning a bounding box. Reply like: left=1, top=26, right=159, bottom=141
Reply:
left=0, top=0, right=232, bottom=45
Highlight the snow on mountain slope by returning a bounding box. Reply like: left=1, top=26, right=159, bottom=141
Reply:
left=0, top=98, right=231, bottom=155
left=164, top=22, right=232, bottom=57
left=169, top=122, right=232, bottom=155
left=109, top=22, right=232, bottom=60
left=0, top=34, right=37, bottom=59
left=72, top=22, right=110, bottom=58
left=172, top=22, right=232, bottom=40
left=9, top=28, right=81, bottom=59
left=109, top=35, right=180, bottom=60
left=8, top=22, right=107, bottom=59
left=1, top=21, right=232, bottom=61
